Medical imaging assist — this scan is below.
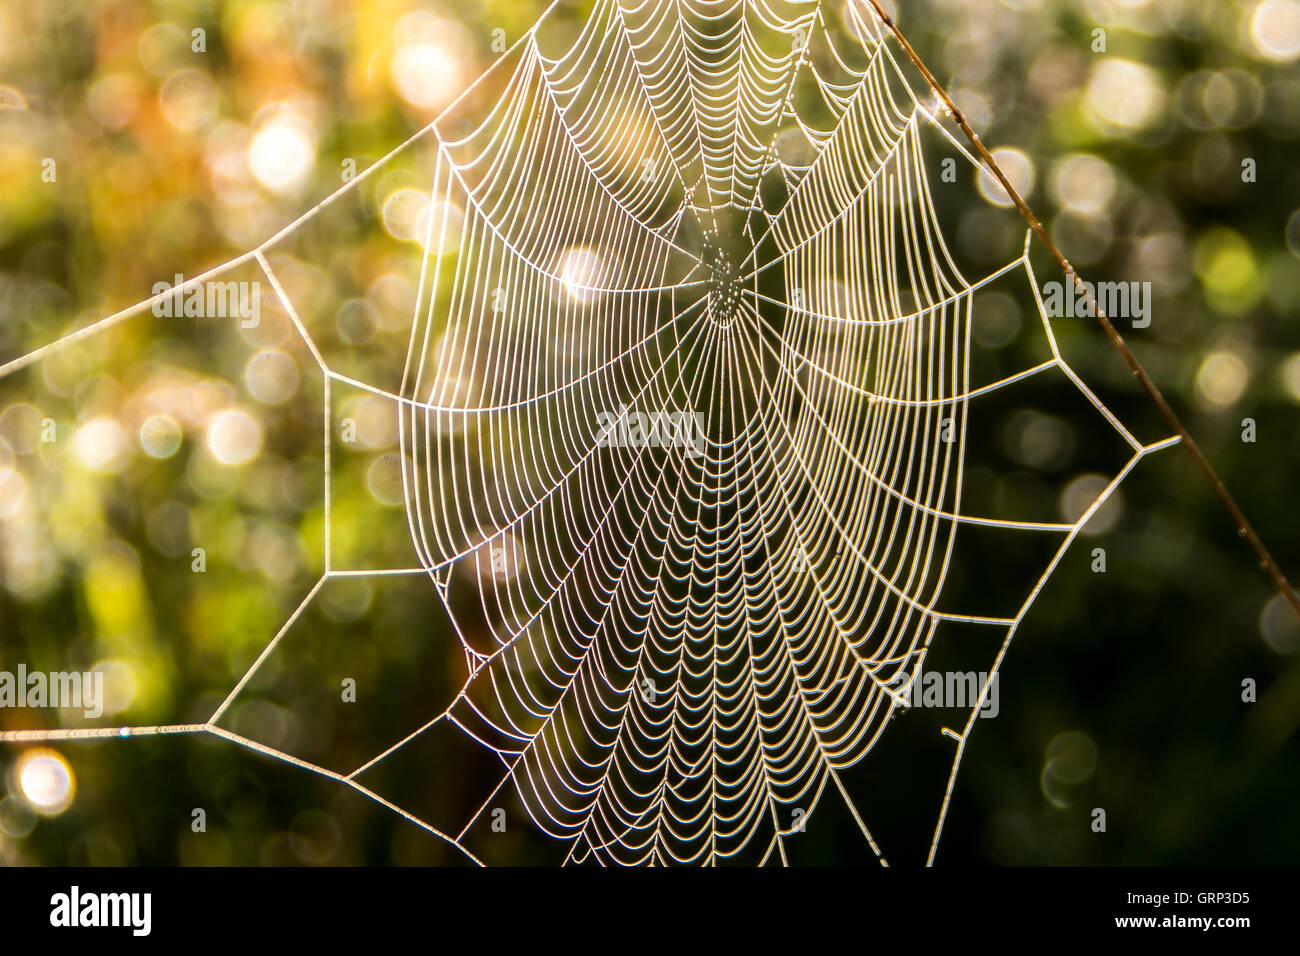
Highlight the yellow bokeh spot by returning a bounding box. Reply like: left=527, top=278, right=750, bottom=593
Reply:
left=16, top=749, right=75, bottom=816
left=1193, top=229, right=1263, bottom=315
left=1196, top=351, right=1250, bottom=407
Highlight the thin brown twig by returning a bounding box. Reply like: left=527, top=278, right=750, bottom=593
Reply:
left=864, top=0, right=1300, bottom=623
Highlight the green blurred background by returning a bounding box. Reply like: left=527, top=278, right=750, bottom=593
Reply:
left=0, top=0, right=1299, bottom=865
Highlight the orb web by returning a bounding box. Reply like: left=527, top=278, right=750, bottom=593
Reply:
left=0, top=0, right=1178, bottom=866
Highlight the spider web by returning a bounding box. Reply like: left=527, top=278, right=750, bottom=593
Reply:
left=0, top=0, right=1178, bottom=866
